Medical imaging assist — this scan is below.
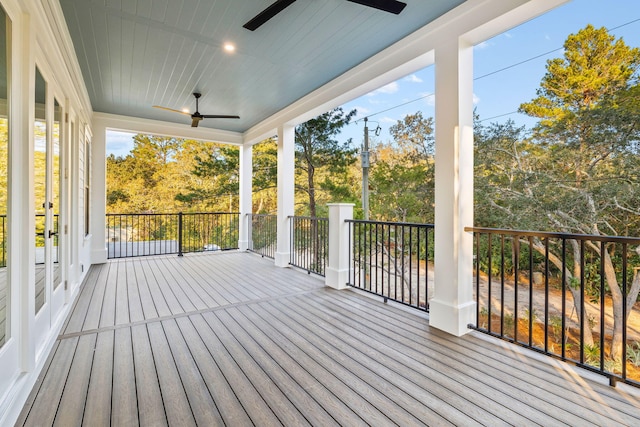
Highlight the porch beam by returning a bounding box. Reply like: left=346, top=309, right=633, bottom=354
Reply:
left=429, top=38, right=476, bottom=336
left=275, top=124, right=295, bottom=267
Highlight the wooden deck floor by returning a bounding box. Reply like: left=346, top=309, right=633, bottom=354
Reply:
left=16, top=252, right=640, bottom=426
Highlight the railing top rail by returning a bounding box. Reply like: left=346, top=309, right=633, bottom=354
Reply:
left=347, top=219, right=435, bottom=228
left=181, top=212, right=240, bottom=216
left=288, top=215, right=328, bottom=221
left=247, top=213, right=277, bottom=217
left=107, top=212, right=239, bottom=216
left=465, top=226, right=640, bottom=244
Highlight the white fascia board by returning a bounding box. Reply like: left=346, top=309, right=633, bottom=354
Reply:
left=93, top=112, right=244, bottom=145
left=31, top=0, right=93, bottom=125
left=243, top=0, right=570, bottom=145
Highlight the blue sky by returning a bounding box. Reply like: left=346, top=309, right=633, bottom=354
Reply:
left=107, top=0, right=640, bottom=156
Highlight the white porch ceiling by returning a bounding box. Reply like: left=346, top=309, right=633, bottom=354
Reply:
left=59, top=0, right=465, bottom=134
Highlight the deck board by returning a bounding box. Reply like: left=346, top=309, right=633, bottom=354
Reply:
left=16, top=251, right=640, bottom=427
left=130, top=324, right=167, bottom=427
left=146, top=321, right=196, bottom=427
left=76, top=263, right=109, bottom=332
left=111, top=327, right=138, bottom=426
left=83, top=330, right=114, bottom=427
left=131, top=258, right=159, bottom=320
left=53, top=334, right=96, bottom=427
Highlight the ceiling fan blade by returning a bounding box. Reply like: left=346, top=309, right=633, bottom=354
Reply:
left=191, top=116, right=202, bottom=127
left=153, top=105, right=191, bottom=115
left=346, top=0, right=407, bottom=14
left=243, top=0, right=296, bottom=31
left=201, top=115, right=240, bottom=119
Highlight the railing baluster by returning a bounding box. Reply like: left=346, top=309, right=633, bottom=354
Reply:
left=600, top=240, right=605, bottom=372
left=580, top=239, right=585, bottom=365
left=528, top=235, right=533, bottom=348
left=622, top=242, right=628, bottom=381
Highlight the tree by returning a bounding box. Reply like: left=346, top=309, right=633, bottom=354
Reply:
left=251, top=139, right=278, bottom=213
left=370, top=112, right=435, bottom=222
left=513, top=25, right=640, bottom=358
left=295, top=107, right=357, bottom=218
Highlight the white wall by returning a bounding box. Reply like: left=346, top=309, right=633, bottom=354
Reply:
left=0, top=0, right=94, bottom=424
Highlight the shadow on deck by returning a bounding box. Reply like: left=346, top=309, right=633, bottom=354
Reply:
left=16, top=252, right=640, bottom=426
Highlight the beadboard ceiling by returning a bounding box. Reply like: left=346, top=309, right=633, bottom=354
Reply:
left=59, top=0, right=465, bottom=133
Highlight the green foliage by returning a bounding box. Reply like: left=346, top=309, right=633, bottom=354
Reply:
left=295, top=107, right=358, bottom=217
left=627, top=342, right=640, bottom=367
left=549, top=315, right=563, bottom=338
left=520, top=25, right=640, bottom=124
left=584, top=343, right=601, bottom=366
left=107, top=136, right=278, bottom=214
left=370, top=112, right=435, bottom=223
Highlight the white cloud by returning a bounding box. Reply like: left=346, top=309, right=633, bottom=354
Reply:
left=404, top=74, right=423, bottom=83
left=473, top=93, right=480, bottom=105
left=367, top=81, right=399, bottom=96
left=474, top=41, right=491, bottom=50
left=380, top=116, right=397, bottom=124
left=504, top=32, right=513, bottom=39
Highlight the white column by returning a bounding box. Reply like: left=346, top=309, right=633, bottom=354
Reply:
left=275, top=124, right=295, bottom=267
left=429, top=38, right=476, bottom=336
left=15, top=12, right=35, bottom=372
left=238, top=143, right=253, bottom=251
left=90, top=120, right=107, bottom=264
left=325, top=203, right=353, bottom=290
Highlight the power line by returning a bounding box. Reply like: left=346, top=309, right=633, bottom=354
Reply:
left=358, top=16, right=640, bottom=123
left=356, top=93, right=434, bottom=122
left=478, top=111, right=521, bottom=123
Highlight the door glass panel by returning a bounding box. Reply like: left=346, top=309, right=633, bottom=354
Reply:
left=0, top=5, right=9, bottom=347
left=53, top=98, right=61, bottom=289
left=34, top=68, right=46, bottom=314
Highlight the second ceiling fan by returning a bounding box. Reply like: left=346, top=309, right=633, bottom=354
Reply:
left=243, top=0, right=407, bottom=31
left=153, top=93, right=240, bottom=127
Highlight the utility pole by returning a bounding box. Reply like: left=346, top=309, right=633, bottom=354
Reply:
left=361, top=117, right=370, bottom=220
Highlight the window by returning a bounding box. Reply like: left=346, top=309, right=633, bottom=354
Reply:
left=84, top=137, right=90, bottom=236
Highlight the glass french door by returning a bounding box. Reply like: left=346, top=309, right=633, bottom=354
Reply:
left=34, top=67, right=65, bottom=348
left=34, top=67, right=47, bottom=316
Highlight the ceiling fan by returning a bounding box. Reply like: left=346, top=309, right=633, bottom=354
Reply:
left=243, top=0, right=407, bottom=31
left=153, top=93, right=240, bottom=127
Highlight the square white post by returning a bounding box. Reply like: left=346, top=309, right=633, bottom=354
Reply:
left=275, top=124, right=295, bottom=267
left=90, top=121, right=107, bottom=264
left=238, top=144, right=252, bottom=251
left=429, top=38, right=476, bottom=336
left=325, top=203, right=353, bottom=290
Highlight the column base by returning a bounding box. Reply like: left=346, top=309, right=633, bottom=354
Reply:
left=428, top=298, right=476, bottom=337
left=274, top=251, right=290, bottom=268
left=238, top=239, right=250, bottom=251
left=91, top=248, right=108, bottom=264
left=325, top=267, right=351, bottom=290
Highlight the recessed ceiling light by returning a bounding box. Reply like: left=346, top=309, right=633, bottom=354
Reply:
left=223, top=42, right=236, bottom=53
left=182, top=108, right=190, bottom=113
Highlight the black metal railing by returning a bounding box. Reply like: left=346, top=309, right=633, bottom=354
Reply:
left=247, top=214, right=277, bottom=259
left=106, top=212, right=239, bottom=259
left=466, top=226, right=640, bottom=388
left=289, top=216, right=328, bottom=276
left=347, top=219, right=434, bottom=312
